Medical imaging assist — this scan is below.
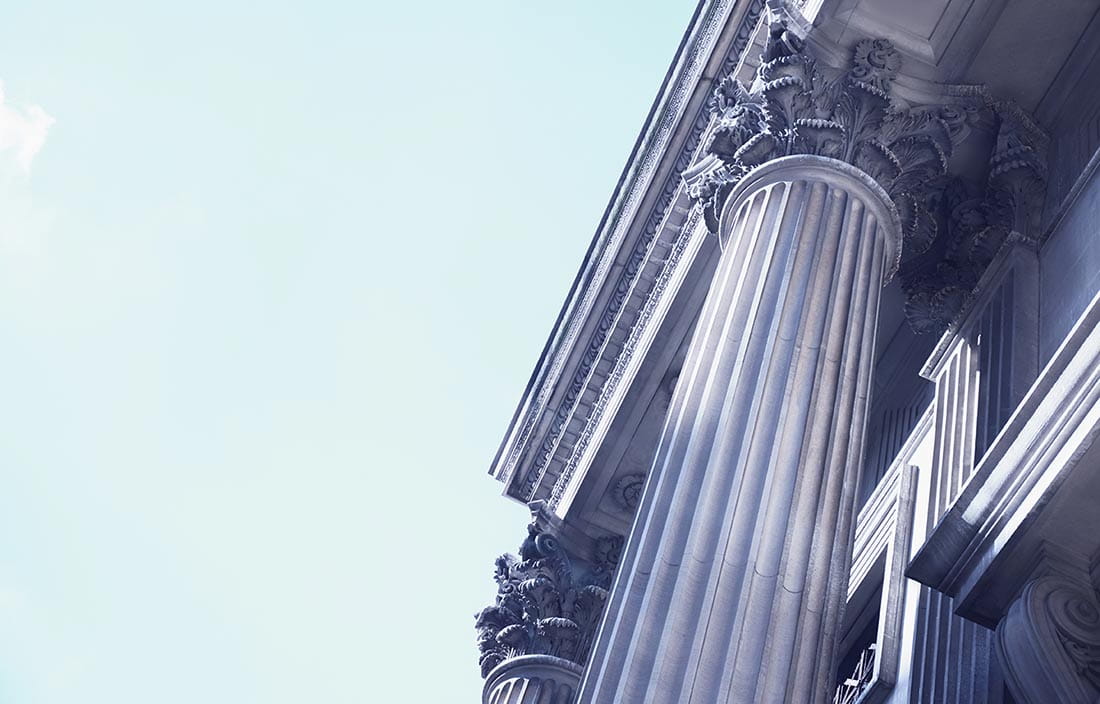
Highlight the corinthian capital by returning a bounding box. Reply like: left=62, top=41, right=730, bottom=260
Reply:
left=473, top=514, right=620, bottom=679
left=899, top=106, right=1047, bottom=334
left=685, top=22, right=951, bottom=275
left=685, top=9, right=1048, bottom=334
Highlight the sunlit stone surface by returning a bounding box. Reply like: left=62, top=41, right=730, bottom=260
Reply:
left=478, top=0, right=1100, bottom=701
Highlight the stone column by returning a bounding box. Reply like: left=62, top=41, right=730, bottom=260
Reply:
left=577, top=155, right=901, bottom=704
left=483, top=655, right=583, bottom=704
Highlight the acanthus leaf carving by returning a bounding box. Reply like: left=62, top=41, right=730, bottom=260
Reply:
left=685, top=8, right=1048, bottom=336
left=473, top=516, right=621, bottom=678
left=685, top=19, right=951, bottom=270
left=897, top=107, right=1048, bottom=334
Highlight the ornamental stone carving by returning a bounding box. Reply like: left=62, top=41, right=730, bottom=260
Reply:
left=610, top=472, right=645, bottom=513
left=684, top=10, right=1048, bottom=335
left=898, top=106, right=1047, bottom=334
left=474, top=518, right=619, bottom=679
left=683, top=25, right=950, bottom=273
left=995, top=575, right=1100, bottom=704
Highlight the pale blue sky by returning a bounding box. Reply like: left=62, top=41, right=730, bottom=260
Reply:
left=0, top=2, right=693, bottom=701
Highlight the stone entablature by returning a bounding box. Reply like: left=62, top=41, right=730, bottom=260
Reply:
left=489, top=0, right=768, bottom=508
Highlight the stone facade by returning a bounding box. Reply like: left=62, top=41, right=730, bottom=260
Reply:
left=477, top=0, right=1100, bottom=702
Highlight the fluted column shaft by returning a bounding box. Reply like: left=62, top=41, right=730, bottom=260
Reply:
left=577, top=156, right=901, bottom=704
left=483, top=655, right=583, bottom=704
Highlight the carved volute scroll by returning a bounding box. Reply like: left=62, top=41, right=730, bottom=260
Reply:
left=995, top=575, right=1100, bottom=704
left=473, top=515, right=621, bottom=679
left=684, top=8, right=1048, bottom=335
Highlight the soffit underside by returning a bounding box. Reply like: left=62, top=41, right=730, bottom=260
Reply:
left=811, top=0, right=1100, bottom=117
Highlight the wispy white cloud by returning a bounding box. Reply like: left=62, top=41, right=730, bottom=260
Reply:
left=0, top=81, right=55, bottom=257
left=0, top=81, right=54, bottom=173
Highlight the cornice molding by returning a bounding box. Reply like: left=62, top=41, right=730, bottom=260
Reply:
left=490, top=0, right=768, bottom=504
left=547, top=205, right=705, bottom=513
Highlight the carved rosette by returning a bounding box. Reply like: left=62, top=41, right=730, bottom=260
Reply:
left=996, top=575, right=1100, bottom=704
left=685, top=12, right=1048, bottom=335
left=610, top=473, right=645, bottom=513
left=473, top=519, right=619, bottom=679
